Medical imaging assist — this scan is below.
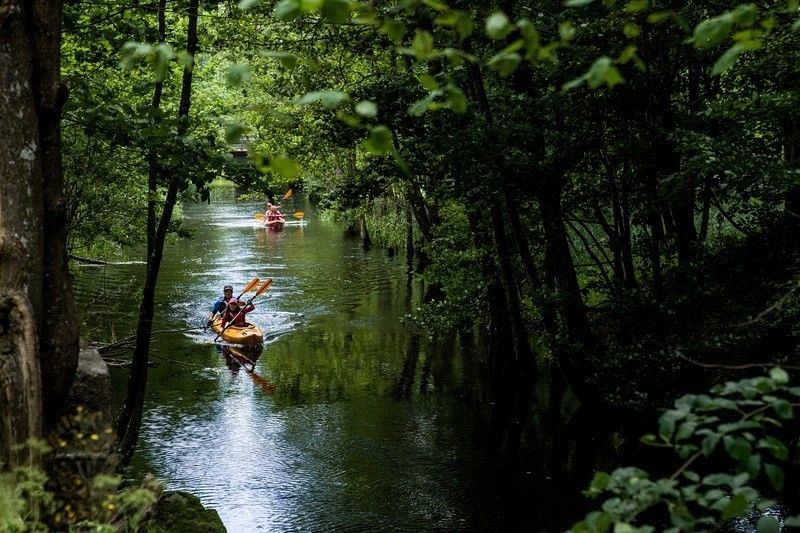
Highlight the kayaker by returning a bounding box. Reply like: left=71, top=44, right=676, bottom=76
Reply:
left=263, top=203, right=285, bottom=227
left=208, top=284, right=234, bottom=324
left=221, top=298, right=255, bottom=328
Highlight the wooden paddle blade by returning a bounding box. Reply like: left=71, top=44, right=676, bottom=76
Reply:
left=293, top=212, right=304, bottom=220
left=255, top=213, right=266, bottom=219
left=282, top=189, right=293, bottom=200
left=256, top=278, right=273, bottom=296
left=242, top=277, right=260, bottom=294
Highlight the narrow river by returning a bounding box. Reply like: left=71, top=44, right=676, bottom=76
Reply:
left=73, top=200, right=548, bottom=531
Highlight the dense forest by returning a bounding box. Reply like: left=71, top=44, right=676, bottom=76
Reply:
left=2, top=0, right=800, bottom=530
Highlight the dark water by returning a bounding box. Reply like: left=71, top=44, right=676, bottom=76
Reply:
left=73, top=201, right=546, bottom=531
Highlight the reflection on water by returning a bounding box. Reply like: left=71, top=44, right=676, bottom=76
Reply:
left=74, top=201, right=557, bottom=531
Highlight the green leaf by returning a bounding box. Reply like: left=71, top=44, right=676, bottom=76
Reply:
left=584, top=56, right=624, bottom=89
left=769, top=367, right=789, bottom=384
left=270, top=156, right=301, bottom=180
left=564, top=0, right=596, bottom=6
left=297, top=90, right=350, bottom=109
left=772, top=399, right=794, bottom=419
left=455, top=13, right=474, bottom=40
left=335, top=110, right=361, bottom=127
left=274, top=0, right=301, bottom=20
left=764, top=463, right=784, bottom=491
left=712, top=44, right=744, bottom=75
left=488, top=52, right=521, bottom=77
left=419, top=74, right=440, bottom=91
left=785, top=515, right=800, bottom=527
left=623, top=23, right=641, bottom=37
left=238, top=0, right=260, bottom=9
left=648, top=11, right=671, bottom=24
left=757, top=516, right=781, bottom=533
left=559, top=21, right=576, bottom=41
left=445, top=85, right=468, bottom=113
left=409, top=93, right=436, bottom=116
left=721, top=493, right=749, bottom=520
left=363, top=125, right=393, bottom=154
left=757, top=436, right=789, bottom=460
left=486, top=12, right=513, bottom=39
left=723, top=435, right=752, bottom=461
left=625, top=0, right=648, bottom=13
left=355, top=100, right=378, bottom=118
left=411, top=30, right=435, bottom=59
left=262, top=51, right=299, bottom=70
left=226, top=63, right=250, bottom=86
left=176, top=51, right=193, bottom=72
left=321, top=0, right=351, bottom=24
left=693, top=16, right=734, bottom=50
left=589, top=471, right=611, bottom=492
left=381, top=20, right=406, bottom=42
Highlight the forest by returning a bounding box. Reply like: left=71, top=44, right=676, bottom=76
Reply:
left=1, top=0, right=800, bottom=530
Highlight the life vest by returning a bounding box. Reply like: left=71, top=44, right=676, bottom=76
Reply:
left=222, top=302, right=253, bottom=327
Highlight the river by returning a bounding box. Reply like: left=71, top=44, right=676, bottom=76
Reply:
left=73, top=200, right=550, bottom=531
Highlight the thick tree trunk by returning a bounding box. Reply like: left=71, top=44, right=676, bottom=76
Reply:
left=537, top=177, right=603, bottom=406
left=1, top=0, right=79, bottom=462
left=117, top=0, right=199, bottom=465
left=33, top=1, right=79, bottom=427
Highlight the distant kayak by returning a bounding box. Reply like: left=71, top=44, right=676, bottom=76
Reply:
left=258, top=220, right=307, bottom=228
left=211, top=317, right=264, bottom=345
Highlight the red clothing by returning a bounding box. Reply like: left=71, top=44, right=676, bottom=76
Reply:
left=222, top=303, right=255, bottom=327
left=266, top=210, right=284, bottom=223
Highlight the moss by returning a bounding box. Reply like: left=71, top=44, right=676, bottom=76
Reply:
left=146, top=491, right=226, bottom=533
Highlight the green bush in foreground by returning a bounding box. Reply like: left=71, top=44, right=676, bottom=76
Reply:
left=573, top=368, right=800, bottom=532
left=0, top=409, right=161, bottom=532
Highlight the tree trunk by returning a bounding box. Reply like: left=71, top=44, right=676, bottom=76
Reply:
left=117, top=0, right=199, bottom=465
left=1, top=0, right=80, bottom=462
left=405, top=201, right=414, bottom=273
left=537, top=177, right=603, bottom=406
left=359, top=212, right=371, bottom=250
left=504, top=190, right=557, bottom=337
left=147, top=0, right=167, bottom=260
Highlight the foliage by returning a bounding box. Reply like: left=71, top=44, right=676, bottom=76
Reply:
left=0, top=408, right=161, bottom=531
left=572, top=369, right=800, bottom=532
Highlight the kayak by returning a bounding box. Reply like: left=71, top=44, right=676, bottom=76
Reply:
left=265, top=221, right=284, bottom=230
left=211, top=317, right=264, bottom=345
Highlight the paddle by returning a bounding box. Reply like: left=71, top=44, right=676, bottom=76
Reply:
left=254, top=211, right=304, bottom=220
left=206, top=277, right=259, bottom=327
left=213, top=278, right=272, bottom=342
left=282, top=189, right=293, bottom=201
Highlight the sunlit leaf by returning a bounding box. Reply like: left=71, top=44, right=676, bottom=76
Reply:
left=271, top=156, right=301, bottom=180
left=355, top=100, right=378, bottom=118
left=363, top=125, right=393, bottom=154
left=486, top=12, right=513, bottom=39
left=297, top=90, right=350, bottom=108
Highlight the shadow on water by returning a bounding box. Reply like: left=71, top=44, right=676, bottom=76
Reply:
left=71, top=199, right=646, bottom=531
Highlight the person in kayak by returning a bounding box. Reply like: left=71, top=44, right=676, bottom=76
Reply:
left=221, top=298, right=255, bottom=328
left=263, top=203, right=285, bottom=227
left=208, top=284, right=234, bottom=324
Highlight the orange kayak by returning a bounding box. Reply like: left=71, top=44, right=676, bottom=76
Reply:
left=212, top=317, right=264, bottom=345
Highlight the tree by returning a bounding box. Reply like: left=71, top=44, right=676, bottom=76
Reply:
left=0, top=0, right=79, bottom=465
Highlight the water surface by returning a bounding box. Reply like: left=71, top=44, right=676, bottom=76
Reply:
left=74, top=201, right=546, bottom=531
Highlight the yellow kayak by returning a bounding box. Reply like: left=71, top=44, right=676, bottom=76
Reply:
left=212, top=317, right=264, bottom=345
